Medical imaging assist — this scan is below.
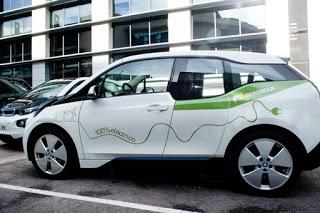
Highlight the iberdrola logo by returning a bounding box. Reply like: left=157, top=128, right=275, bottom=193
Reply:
left=232, top=86, right=276, bottom=102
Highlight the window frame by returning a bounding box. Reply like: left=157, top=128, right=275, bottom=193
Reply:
left=168, top=57, right=228, bottom=101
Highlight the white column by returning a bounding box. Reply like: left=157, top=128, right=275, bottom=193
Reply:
left=91, top=0, right=111, bottom=73
left=307, top=0, right=320, bottom=85
left=32, top=0, right=49, bottom=87
left=265, top=0, right=290, bottom=57
left=168, top=0, right=191, bottom=51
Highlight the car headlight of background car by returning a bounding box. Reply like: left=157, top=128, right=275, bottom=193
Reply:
left=18, top=106, right=39, bottom=115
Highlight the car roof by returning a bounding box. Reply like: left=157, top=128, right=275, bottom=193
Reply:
left=121, top=51, right=287, bottom=65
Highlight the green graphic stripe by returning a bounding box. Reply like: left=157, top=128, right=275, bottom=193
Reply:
left=80, top=100, right=280, bottom=145
left=174, top=80, right=307, bottom=111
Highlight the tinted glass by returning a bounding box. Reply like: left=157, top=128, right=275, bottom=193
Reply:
left=192, top=10, right=215, bottom=39
left=0, top=43, right=10, bottom=63
left=23, top=38, right=32, bottom=60
left=216, top=8, right=240, bottom=37
left=12, top=40, right=23, bottom=62
left=13, top=18, right=23, bottom=35
left=64, top=60, right=79, bottom=78
left=52, top=9, right=64, bottom=28
left=3, top=0, right=10, bottom=11
left=113, top=24, right=130, bottom=48
left=98, top=59, right=174, bottom=98
left=65, top=6, right=79, bottom=26
left=80, top=58, right=92, bottom=77
left=151, top=0, right=167, bottom=10
left=80, top=4, right=91, bottom=22
left=170, top=58, right=225, bottom=100
left=64, top=31, right=78, bottom=55
left=131, top=21, right=149, bottom=46
left=11, top=0, right=22, bottom=10
left=150, top=18, right=168, bottom=43
left=227, top=62, right=301, bottom=89
left=241, top=5, right=266, bottom=34
left=50, top=33, right=63, bottom=56
left=114, top=0, right=129, bottom=16
left=242, top=39, right=266, bottom=53
left=2, top=21, right=12, bottom=37
left=131, top=0, right=150, bottom=14
left=79, top=30, right=91, bottom=53
left=23, top=17, right=32, bottom=33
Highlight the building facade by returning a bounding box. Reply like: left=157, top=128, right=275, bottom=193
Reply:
left=0, top=0, right=318, bottom=87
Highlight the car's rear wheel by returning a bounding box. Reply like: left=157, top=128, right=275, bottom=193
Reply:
left=30, top=128, right=78, bottom=178
left=230, top=131, right=300, bottom=195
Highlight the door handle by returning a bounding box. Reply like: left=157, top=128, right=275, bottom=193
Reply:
left=147, top=104, right=169, bottom=112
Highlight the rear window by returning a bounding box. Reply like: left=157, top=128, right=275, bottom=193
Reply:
left=225, top=62, right=302, bottom=90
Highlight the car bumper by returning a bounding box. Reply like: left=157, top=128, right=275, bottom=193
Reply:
left=304, top=142, right=320, bottom=170
left=0, top=114, right=32, bottom=143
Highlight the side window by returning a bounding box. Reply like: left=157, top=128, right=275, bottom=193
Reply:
left=169, top=58, right=225, bottom=100
left=97, top=59, right=174, bottom=98
left=226, top=62, right=301, bottom=89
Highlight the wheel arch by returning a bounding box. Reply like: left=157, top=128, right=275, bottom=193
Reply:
left=27, top=123, right=79, bottom=162
left=224, top=124, right=307, bottom=162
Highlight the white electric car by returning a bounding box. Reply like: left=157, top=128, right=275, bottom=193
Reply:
left=22, top=51, right=320, bottom=194
left=0, top=78, right=87, bottom=144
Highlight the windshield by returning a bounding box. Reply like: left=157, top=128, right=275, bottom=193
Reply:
left=11, top=81, right=29, bottom=92
left=25, top=81, right=71, bottom=99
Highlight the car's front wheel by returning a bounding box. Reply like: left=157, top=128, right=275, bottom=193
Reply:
left=29, top=128, right=78, bottom=179
left=231, top=131, right=300, bottom=195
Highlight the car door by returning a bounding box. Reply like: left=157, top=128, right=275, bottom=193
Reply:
left=163, top=58, right=229, bottom=157
left=79, top=58, right=176, bottom=160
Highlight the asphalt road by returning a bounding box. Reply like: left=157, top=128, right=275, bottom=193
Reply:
left=1, top=141, right=320, bottom=213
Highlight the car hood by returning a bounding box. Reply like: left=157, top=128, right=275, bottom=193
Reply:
left=0, top=98, right=51, bottom=116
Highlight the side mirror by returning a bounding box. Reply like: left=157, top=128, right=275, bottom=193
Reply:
left=88, top=85, right=98, bottom=99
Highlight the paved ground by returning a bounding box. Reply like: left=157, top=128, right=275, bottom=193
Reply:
left=1, top=141, right=320, bottom=213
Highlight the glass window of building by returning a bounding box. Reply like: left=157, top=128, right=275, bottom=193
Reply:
left=80, top=4, right=92, bottom=22
left=1, top=16, right=32, bottom=37
left=0, top=43, right=10, bottom=64
left=192, top=9, right=215, bottom=39
left=79, top=31, right=92, bottom=53
left=131, top=0, right=150, bottom=14
left=2, top=0, right=31, bottom=12
left=0, top=38, right=32, bottom=64
left=51, top=3, right=91, bottom=28
left=0, top=65, right=32, bottom=86
left=64, top=31, right=78, bottom=55
left=50, top=58, right=92, bottom=79
left=113, top=0, right=168, bottom=16
left=113, top=16, right=168, bottom=48
left=242, top=39, right=266, bottom=53
left=12, top=40, right=23, bottom=62
left=50, top=29, right=91, bottom=56
left=113, top=0, right=129, bottom=16
left=150, top=18, right=168, bottom=44
left=241, top=5, right=266, bottom=34
left=111, top=48, right=169, bottom=62
left=64, top=6, right=79, bottom=26
left=216, top=7, right=240, bottom=37
left=51, top=9, right=64, bottom=28
left=113, top=24, right=130, bottom=48
left=131, top=21, right=149, bottom=46
left=2, top=21, right=12, bottom=37
left=50, top=33, right=63, bottom=56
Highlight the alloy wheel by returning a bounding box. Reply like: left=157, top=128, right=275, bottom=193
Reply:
left=34, top=134, right=67, bottom=175
left=238, top=139, right=293, bottom=190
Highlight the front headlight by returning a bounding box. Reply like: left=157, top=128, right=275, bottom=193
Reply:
left=19, top=106, right=39, bottom=115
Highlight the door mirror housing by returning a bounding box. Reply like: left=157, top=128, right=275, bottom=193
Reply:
left=88, top=85, right=98, bottom=99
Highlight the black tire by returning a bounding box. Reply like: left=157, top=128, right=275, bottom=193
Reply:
left=227, top=130, right=301, bottom=196
left=29, top=127, right=79, bottom=179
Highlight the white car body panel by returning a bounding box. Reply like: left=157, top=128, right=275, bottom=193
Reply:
left=22, top=52, right=320, bottom=170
